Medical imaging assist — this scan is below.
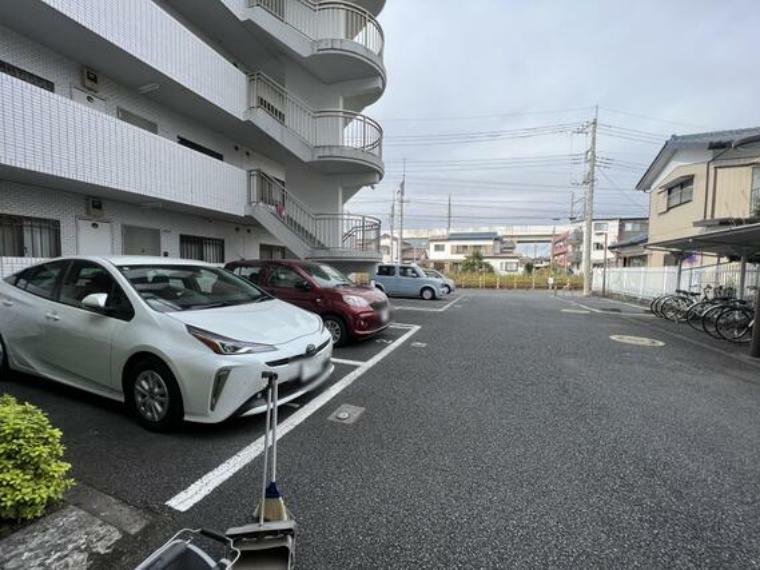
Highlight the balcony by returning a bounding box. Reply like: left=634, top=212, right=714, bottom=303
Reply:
left=249, top=72, right=383, bottom=177
left=249, top=170, right=381, bottom=264
left=248, top=0, right=386, bottom=89
left=0, top=75, right=247, bottom=216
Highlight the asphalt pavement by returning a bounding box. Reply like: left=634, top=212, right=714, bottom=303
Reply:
left=6, top=290, right=760, bottom=568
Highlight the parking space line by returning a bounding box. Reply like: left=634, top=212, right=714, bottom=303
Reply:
left=556, top=297, right=654, bottom=317
left=166, top=324, right=421, bottom=512
left=331, top=357, right=365, bottom=367
left=393, top=295, right=465, bottom=313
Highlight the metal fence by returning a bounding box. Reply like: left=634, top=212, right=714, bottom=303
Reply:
left=593, top=263, right=760, bottom=300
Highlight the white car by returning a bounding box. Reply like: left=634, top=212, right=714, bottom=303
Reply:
left=0, top=256, right=334, bottom=430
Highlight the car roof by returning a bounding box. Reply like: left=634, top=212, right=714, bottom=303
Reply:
left=23, top=255, right=218, bottom=268
left=228, top=259, right=311, bottom=268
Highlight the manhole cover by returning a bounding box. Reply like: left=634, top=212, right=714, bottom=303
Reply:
left=561, top=309, right=590, bottom=314
left=328, top=404, right=365, bottom=424
left=609, top=335, right=664, bottom=347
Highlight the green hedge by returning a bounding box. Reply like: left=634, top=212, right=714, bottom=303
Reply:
left=447, top=272, right=584, bottom=290
left=0, top=395, right=74, bottom=521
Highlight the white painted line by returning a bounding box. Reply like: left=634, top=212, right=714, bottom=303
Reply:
left=393, top=295, right=465, bottom=313
left=389, top=323, right=417, bottom=329
left=557, top=297, right=654, bottom=317
left=331, top=357, right=365, bottom=367
left=166, top=324, right=421, bottom=512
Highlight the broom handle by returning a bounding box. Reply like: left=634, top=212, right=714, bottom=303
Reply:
left=259, top=377, right=273, bottom=525
left=271, top=376, right=278, bottom=483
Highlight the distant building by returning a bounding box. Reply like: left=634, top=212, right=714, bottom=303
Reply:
left=428, top=231, right=528, bottom=274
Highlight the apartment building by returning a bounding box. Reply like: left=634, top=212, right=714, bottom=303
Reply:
left=0, top=0, right=386, bottom=278
left=551, top=217, right=648, bottom=272
left=636, top=127, right=760, bottom=267
left=427, top=231, right=526, bottom=274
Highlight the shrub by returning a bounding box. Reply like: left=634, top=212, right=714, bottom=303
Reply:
left=0, top=395, right=74, bottom=521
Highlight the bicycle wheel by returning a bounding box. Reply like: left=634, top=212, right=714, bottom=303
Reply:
left=716, top=306, right=753, bottom=342
left=661, top=296, right=687, bottom=321
left=702, top=304, right=728, bottom=338
left=653, top=295, right=674, bottom=318
left=686, top=301, right=714, bottom=331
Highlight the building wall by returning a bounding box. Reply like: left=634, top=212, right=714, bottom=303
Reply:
left=0, top=179, right=279, bottom=277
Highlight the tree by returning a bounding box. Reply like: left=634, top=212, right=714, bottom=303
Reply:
left=461, top=250, right=493, bottom=273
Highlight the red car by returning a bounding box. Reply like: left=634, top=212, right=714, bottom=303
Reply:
left=225, top=259, right=392, bottom=346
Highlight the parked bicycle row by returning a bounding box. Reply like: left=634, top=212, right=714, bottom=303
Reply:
left=650, top=284, right=755, bottom=343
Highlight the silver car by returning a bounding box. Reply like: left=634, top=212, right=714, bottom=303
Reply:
left=424, top=269, right=456, bottom=295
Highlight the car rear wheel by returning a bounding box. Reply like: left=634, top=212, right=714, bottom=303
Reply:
left=125, top=357, right=184, bottom=431
left=324, top=315, right=348, bottom=347
left=421, top=287, right=435, bottom=301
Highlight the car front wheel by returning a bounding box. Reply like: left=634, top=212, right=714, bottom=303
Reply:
left=125, top=357, right=184, bottom=431
left=324, top=315, right=348, bottom=347
left=421, top=287, right=435, bottom=301
left=443, top=285, right=451, bottom=295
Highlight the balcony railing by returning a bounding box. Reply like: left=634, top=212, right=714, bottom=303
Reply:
left=249, top=72, right=382, bottom=160
left=250, top=170, right=381, bottom=253
left=251, top=0, right=384, bottom=57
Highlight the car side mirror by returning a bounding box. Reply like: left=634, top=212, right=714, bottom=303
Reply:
left=81, top=293, right=108, bottom=311
left=297, top=280, right=312, bottom=291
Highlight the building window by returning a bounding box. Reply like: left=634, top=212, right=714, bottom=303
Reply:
left=433, top=244, right=445, bottom=252
left=593, top=242, right=605, bottom=251
left=0, top=214, right=61, bottom=257
left=593, top=222, right=609, bottom=232
left=177, top=136, right=224, bottom=161
left=666, top=178, right=693, bottom=210
left=260, top=244, right=288, bottom=260
left=623, top=221, right=645, bottom=232
left=500, top=261, right=518, bottom=272
left=117, top=108, right=158, bottom=134
left=752, top=167, right=760, bottom=217
left=0, top=59, right=54, bottom=92
left=179, top=235, right=224, bottom=263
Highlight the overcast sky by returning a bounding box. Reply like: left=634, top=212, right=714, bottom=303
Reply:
left=348, top=0, right=760, bottom=234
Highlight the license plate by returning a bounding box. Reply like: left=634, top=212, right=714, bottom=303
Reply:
left=301, top=354, right=323, bottom=381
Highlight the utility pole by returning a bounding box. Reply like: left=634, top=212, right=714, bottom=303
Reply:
left=389, top=199, right=395, bottom=263
left=398, top=159, right=406, bottom=264
left=447, top=193, right=452, bottom=236
left=569, top=191, right=575, bottom=220
left=582, top=106, right=598, bottom=296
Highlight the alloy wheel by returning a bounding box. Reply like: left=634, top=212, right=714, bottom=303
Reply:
left=325, top=319, right=342, bottom=344
left=134, top=370, right=170, bottom=423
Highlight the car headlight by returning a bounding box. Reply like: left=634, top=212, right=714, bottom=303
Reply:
left=187, top=325, right=276, bottom=355
left=342, top=294, right=370, bottom=307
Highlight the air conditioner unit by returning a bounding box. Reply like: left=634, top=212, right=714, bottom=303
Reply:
left=82, top=67, right=100, bottom=92
left=86, top=197, right=105, bottom=218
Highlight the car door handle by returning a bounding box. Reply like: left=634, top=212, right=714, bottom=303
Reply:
left=1, top=299, right=12, bottom=307
left=45, top=312, right=60, bottom=321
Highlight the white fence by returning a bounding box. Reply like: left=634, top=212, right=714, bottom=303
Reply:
left=593, top=263, right=760, bottom=300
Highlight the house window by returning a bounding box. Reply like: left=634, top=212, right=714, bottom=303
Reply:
left=0, top=59, right=54, bottom=92
left=593, top=242, right=605, bottom=251
left=666, top=178, right=693, bottom=209
left=593, top=222, right=608, bottom=232
left=752, top=167, right=760, bottom=217
left=0, top=214, right=61, bottom=257
left=117, top=108, right=158, bottom=134
left=433, top=244, right=445, bottom=252
left=179, top=235, right=224, bottom=263
left=177, top=136, right=224, bottom=161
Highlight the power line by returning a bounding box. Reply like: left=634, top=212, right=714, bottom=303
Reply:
left=377, top=106, right=595, bottom=123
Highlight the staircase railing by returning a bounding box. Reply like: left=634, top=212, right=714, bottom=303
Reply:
left=249, top=73, right=382, bottom=159
left=249, top=170, right=381, bottom=253
left=251, top=0, right=384, bottom=57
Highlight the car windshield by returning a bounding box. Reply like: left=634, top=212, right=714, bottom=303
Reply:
left=424, top=270, right=442, bottom=279
left=117, top=264, right=270, bottom=312
left=300, top=263, right=354, bottom=288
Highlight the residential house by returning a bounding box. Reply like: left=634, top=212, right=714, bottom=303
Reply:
left=428, top=231, right=526, bottom=274
left=636, top=127, right=760, bottom=267
left=0, top=0, right=387, bottom=277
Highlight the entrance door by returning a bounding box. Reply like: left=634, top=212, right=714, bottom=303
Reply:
left=77, top=220, right=113, bottom=255
left=123, top=225, right=161, bottom=256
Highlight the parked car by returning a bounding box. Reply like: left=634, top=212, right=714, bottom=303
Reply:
left=0, top=256, right=333, bottom=431
left=372, top=263, right=445, bottom=300
left=225, top=259, right=391, bottom=347
left=423, top=269, right=456, bottom=295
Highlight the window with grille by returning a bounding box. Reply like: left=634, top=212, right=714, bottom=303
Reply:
left=433, top=244, right=445, bottom=252
left=751, top=167, right=760, bottom=217
left=179, top=235, right=225, bottom=263
left=0, top=59, right=54, bottom=92
left=0, top=214, right=61, bottom=257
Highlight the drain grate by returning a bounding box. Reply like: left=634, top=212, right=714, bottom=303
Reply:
left=328, top=404, right=365, bottom=424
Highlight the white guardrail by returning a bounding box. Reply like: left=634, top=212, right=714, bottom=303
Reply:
left=593, top=263, right=760, bottom=300
left=252, top=0, right=384, bottom=56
